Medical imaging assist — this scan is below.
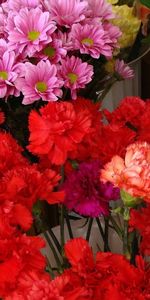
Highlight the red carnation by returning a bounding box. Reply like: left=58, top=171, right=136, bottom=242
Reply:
left=103, top=96, right=146, bottom=128
left=129, top=205, right=150, bottom=255
left=28, top=101, right=91, bottom=165
left=0, top=235, right=46, bottom=298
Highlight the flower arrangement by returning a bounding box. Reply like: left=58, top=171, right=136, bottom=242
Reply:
left=0, top=96, right=150, bottom=299
left=0, top=0, right=149, bottom=299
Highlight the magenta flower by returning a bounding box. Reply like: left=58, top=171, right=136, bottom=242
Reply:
left=115, top=59, right=134, bottom=80
left=86, top=0, right=114, bottom=20
left=70, top=23, right=112, bottom=59
left=59, top=55, right=93, bottom=99
left=62, top=160, right=119, bottom=217
left=15, top=60, right=63, bottom=105
left=44, top=0, right=88, bottom=27
left=7, top=7, right=56, bottom=57
left=0, top=50, right=20, bottom=98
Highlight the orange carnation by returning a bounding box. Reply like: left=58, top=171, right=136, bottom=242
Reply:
left=101, top=142, right=150, bottom=202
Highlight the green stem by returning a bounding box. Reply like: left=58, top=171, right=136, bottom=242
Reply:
left=48, top=227, right=62, bottom=255
left=45, top=256, right=55, bottom=279
left=109, top=215, right=123, bottom=239
left=104, top=217, right=110, bottom=252
left=65, top=212, right=74, bottom=239
left=96, top=217, right=105, bottom=240
left=123, top=219, right=130, bottom=259
left=44, top=231, right=62, bottom=271
left=60, top=204, right=65, bottom=258
left=96, top=77, right=117, bottom=102
left=86, top=218, right=93, bottom=241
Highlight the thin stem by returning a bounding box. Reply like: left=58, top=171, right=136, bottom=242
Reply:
left=96, top=77, right=117, bottom=102
left=86, top=218, right=93, bottom=241
left=109, top=215, right=123, bottom=239
left=65, top=212, right=74, bottom=239
left=48, top=227, right=62, bottom=254
left=130, top=231, right=139, bottom=265
left=96, top=217, right=105, bottom=240
left=104, top=217, right=110, bottom=252
left=45, top=255, right=55, bottom=279
left=43, top=231, right=62, bottom=271
left=60, top=204, right=65, bottom=258
left=123, top=219, right=130, bottom=258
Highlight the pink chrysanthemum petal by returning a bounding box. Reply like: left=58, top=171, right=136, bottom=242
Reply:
left=7, top=8, right=56, bottom=57
left=59, top=55, right=93, bottom=99
left=44, top=0, right=88, bottom=27
left=15, top=60, right=63, bottom=105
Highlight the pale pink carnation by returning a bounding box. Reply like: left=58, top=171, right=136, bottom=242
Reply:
left=44, top=0, right=88, bottom=27
left=0, top=50, right=21, bottom=99
left=70, top=23, right=112, bottom=59
left=86, top=0, right=114, bottom=20
left=101, top=142, right=150, bottom=202
left=7, top=8, right=56, bottom=57
left=15, top=60, right=63, bottom=105
left=115, top=59, right=134, bottom=79
left=59, top=55, right=93, bottom=99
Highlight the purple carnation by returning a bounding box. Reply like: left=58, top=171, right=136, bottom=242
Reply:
left=63, top=160, right=119, bottom=217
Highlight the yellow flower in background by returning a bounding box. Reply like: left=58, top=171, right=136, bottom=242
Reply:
left=105, top=59, right=115, bottom=74
left=111, top=5, right=141, bottom=49
left=107, top=0, right=118, bottom=4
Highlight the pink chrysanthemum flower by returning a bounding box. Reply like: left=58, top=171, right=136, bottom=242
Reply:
left=44, top=0, right=88, bottom=27
left=6, top=0, right=42, bottom=11
left=7, top=8, right=56, bottom=57
left=15, top=60, right=63, bottom=105
left=103, top=23, right=121, bottom=51
left=70, top=23, right=112, bottom=59
left=0, top=7, right=7, bottom=39
left=37, top=35, right=67, bottom=64
left=115, top=59, right=134, bottom=80
left=0, top=50, right=20, bottom=99
left=57, top=31, right=73, bottom=51
left=86, top=0, right=114, bottom=20
left=0, top=39, right=8, bottom=57
left=59, top=55, right=93, bottom=99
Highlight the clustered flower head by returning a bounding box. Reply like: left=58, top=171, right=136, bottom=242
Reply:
left=0, top=0, right=122, bottom=102
left=0, top=122, right=64, bottom=298
left=3, top=237, right=150, bottom=299
left=62, top=160, right=119, bottom=217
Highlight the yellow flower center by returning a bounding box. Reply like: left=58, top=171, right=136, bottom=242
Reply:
left=43, top=46, right=56, bottom=58
left=67, top=73, right=78, bottom=84
left=28, top=31, right=40, bottom=41
left=36, top=81, right=47, bottom=93
left=81, top=38, right=94, bottom=47
left=0, top=71, right=8, bottom=80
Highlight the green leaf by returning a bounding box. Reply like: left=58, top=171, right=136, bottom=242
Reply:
left=120, top=189, right=142, bottom=207
left=140, top=0, right=150, bottom=9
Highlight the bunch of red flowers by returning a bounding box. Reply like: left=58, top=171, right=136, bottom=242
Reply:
left=0, top=95, right=150, bottom=299
left=5, top=238, right=150, bottom=299
left=0, top=116, right=65, bottom=298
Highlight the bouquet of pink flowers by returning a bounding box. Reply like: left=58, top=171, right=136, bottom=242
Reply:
left=0, top=0, right=149, bottom=299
